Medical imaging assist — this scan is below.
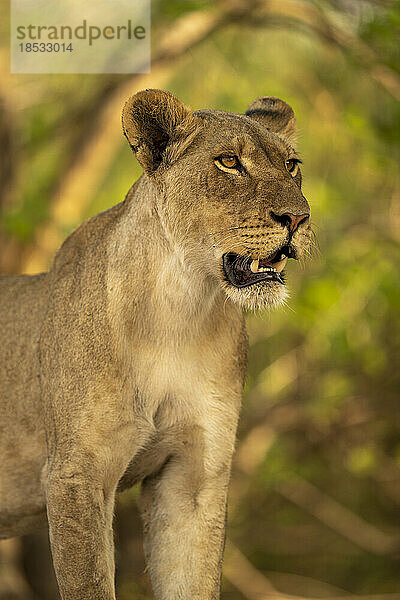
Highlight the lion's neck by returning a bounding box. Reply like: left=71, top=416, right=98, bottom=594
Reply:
left=107, top=177, right=225, bottom=346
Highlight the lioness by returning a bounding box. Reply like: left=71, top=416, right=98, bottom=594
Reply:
left=0, top=89, right=311, bottom=599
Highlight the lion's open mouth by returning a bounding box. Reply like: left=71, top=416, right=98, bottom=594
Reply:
left=222, top=245, right=296, bottom=288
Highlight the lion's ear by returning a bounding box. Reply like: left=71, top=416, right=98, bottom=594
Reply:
left=245, top=96, right=296, bottom=141
left=122, top=89, right=195, bottom=174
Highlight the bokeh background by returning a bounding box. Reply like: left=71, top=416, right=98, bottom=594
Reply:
left=0, top=0, right=399, bottom=598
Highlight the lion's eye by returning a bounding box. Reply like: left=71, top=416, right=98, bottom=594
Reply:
left=217, top=155, right=240, bottom=169
left=285, top=158, right=301, bottom=177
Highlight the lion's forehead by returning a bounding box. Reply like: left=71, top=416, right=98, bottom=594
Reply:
left=192, top=109, right=292, bottom=159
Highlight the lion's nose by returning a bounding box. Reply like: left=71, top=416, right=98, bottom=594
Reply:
left=270, top=211, right=310, bottom=233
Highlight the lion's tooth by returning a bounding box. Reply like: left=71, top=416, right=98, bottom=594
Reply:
left=273, top=256, right=288, bottom=273
left=250, top=259, right=259, bottom=273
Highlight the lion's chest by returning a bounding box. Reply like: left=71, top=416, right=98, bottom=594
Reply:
left=132, top=341, right=216, bottom=428
left=118, top=342, right=227, bottom=490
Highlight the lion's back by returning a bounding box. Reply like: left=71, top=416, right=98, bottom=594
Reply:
left=0, top=272, right=49, bottom=433
left=0, top=273, right=50, bottom=535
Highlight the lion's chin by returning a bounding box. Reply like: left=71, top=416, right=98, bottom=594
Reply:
left=222, top=279, right=289, bottom=311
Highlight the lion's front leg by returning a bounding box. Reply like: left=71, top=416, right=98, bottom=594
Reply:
left=139, top=402, right=240, bottom=600
left=43, top=392, right=142, bottom=600
left=46, top=458, right=118, bottom=600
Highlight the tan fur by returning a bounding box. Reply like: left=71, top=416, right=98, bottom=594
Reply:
left=0, top=90, right=311, bottom=599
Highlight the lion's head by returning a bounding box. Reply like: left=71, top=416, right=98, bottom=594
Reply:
left=122, top=89, right=312, bottom=310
